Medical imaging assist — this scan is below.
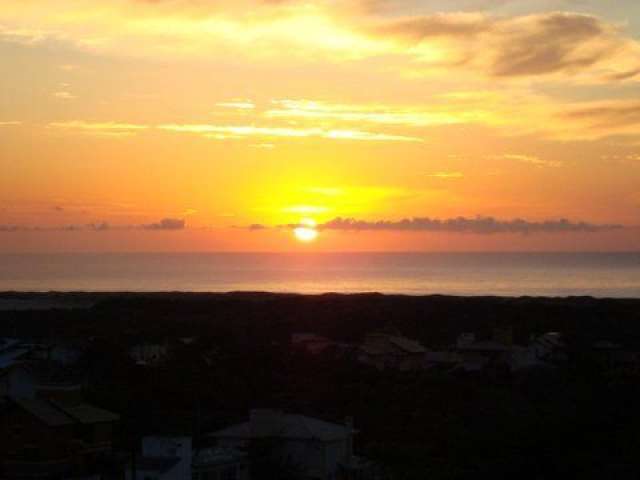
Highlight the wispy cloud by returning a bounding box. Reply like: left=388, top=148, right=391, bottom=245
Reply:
left=265, top=99, right=476, bottom=127
left=158, top=123, right=423, bottom=142
left=216, top=101, right=256, bottom=110
left=48, top=121, right=149, bottom=136
left=0, top=121, right=21, bottom=127
left=53, top=91, right=76, bottom=100
left=561, top=101, right=640, bottom=138
left=494, top=154, right=562, bottom=168
left=426, top=171, right=464, bottom=179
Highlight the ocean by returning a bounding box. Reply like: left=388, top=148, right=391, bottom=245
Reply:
left=1, top=252, right=639, bottom=298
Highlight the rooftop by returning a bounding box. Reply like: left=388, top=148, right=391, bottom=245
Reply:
left=210, top=410, right=353, bottom=442
left=12, top=397, right=75, bottom=427
left=11, top=397, right=119, bottom=427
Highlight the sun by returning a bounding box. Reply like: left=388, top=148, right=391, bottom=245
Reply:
left=294, top=226, right=318, bottom=242
left=293, top=219, right=319, bottom=242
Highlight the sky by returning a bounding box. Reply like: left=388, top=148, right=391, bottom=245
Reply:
left=0, top=0, right=639, bottom=252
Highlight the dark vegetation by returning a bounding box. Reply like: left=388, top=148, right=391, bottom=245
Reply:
left=3, top=292, right=640, bottom=479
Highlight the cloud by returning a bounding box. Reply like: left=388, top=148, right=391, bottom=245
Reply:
left=260, top=96, right=640, bottom=142
left=303, top=216, right=624, bottom=235
left=143, top=218, right=186, bottom=230
left=36, top=93, right=640, bottom=144
left=48, top=121, right=149, bottom=137
left=2, top=3, right=638, bottom=83
left=562, top=101, right=640, bottom=132
left=89, top=222, right=111, bottom=231
left=494, top=154, right=562, bottom=168
left=53, top=91, right=76, bottom=100
left=158, top=123, right=423, bottom=142
left=0, top=218, right=185, bottom=232
left=372, top=12, right=490, bottom=40
left=0, top=0, right=379, bottom=62
left=265, top=99, right=479, bottom=127
left=426, top=171, right=464, bottom=179
left=0, top=225, right=23, bottom=232
left=216, top=101, right=256, bottom=110
left=0, top=121, right=21, bottom=126
left=372, top=12, right=640, bottom=82
left=489, top=13, right=616, bottom=77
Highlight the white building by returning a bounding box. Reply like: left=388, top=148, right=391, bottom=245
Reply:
left=192, top=446, right=250, bottom=480
left=126, top=436, right=192, bottom=480
left=209, top=409, right=360, bottom=480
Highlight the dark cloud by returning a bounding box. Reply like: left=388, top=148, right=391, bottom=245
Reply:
left=563, top=102, right=640, bottom=130
left=310, top=216, right=624, bottom=235
left=490, top=13, right=613, bottom=77
left=0, top=219, right=184, bottom=232
left=88, top=222, right=110, bottom=231
left=373, top=12, right=638, bottom=79
left=143, top=218, right=186, bottom=230
left=372, top=14, right=490, bottom=41
left=0, top=225, right=22, bottom=232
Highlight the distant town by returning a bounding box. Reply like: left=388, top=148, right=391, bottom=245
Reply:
left=2, top=292, right=640, bottom=479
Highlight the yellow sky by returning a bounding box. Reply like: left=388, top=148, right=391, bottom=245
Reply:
left=1, top=0, right=639, bottom=251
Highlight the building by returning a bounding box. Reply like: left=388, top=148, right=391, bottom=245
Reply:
left=423, top=351, right=462, bottom=371
left=209, top=409, right=361, bottom=480
left=126, top=437, right=192, bottom=480
left=0, top=364, right=36, bottom=399
left=291, top=333, right=337, bottom=356
left=125, top=436, right=250, bottom=480
left=0, top=395, right=119, bottom=479
left=531, top=332, right=567, bottom=364
left=192, top=446, right=250, bottom=480
left=358, top=333, right=427, bottom=371
left=129, top=343, right=169, bottom=366
left=454, top=333, right=511, bottom=372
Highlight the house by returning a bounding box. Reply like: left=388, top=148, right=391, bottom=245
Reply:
left=454, top=333, right=511, bottom=372
left=531, top=332, right=567, bottom=364
left=129, top=343, right=169, bottom=366
left=208, top=409, right=361, bottom=480
left=126, top=437, right=192, bottom=480
left=508, top=345, right=552, bottom=372
left=0, top=363, right=37, bottom=400
left=423, top=351, right=462, bottom=371
left=0, top=336, right=88, bottom=400
left=192, top=446, right=250, bottom=480
left=0, top=338, right=32, bottom=376
left=26, top=340, right=84, bottom=366
left=592, top=340, right=631, bottom=370
left=0, top=395, right=119, bottom=479
left=291, top=333, right=337, bottom=356
left=125, top=436, right=250, bottom=480
left=358, top=333, right=427, bottom=371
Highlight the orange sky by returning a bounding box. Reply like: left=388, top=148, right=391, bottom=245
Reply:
left=1, top=0, right=639, bottom=252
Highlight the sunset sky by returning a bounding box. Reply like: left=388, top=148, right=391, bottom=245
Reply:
left=1, top=0, right=639, bottom=252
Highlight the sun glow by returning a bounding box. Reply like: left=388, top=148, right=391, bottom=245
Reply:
left=294, top=218, right=318, bottom=242
left=294, top=227, right=318, bottom=242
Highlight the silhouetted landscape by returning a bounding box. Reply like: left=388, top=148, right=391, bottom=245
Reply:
left=3, top=292, right=640, bottom=479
